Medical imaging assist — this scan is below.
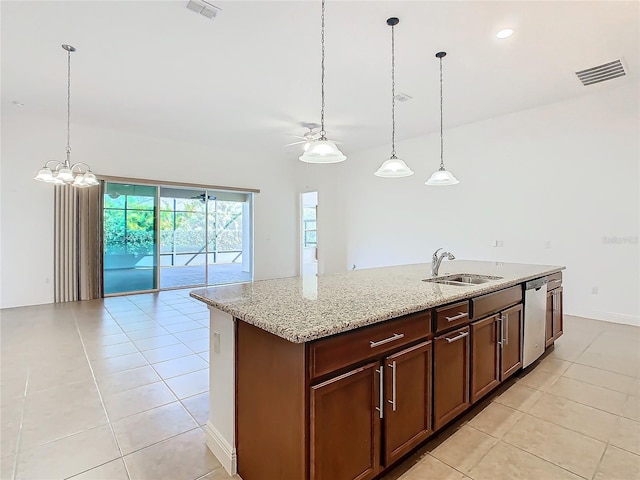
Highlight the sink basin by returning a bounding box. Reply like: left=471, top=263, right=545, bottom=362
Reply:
left=423, top=274, right=503, bottom=286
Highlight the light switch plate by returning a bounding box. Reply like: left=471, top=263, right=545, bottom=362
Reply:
left=213, top=331, right=221, bottom=353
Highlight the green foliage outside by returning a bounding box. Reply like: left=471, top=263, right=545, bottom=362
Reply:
left=104, top=195, right=243, bottom=260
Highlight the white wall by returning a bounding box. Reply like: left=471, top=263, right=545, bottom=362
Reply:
left=1, top=112, right=298, bottom=308
left=338, top=81, right=639, bottom=325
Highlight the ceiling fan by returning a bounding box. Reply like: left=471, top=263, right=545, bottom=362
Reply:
left=285, top=122, right=342, bottom=151
left=285, top=123, right=322, bottom=151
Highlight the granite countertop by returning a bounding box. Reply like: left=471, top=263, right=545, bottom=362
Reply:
left=190, top=260, right=564, bottom=343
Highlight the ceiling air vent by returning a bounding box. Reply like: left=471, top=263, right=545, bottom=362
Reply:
left=575, top=59, right=626, bottom=86
left=186, top=0, right=221, bottom=19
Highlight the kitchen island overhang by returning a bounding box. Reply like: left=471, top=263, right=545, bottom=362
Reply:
left=190, top=260, right=565, bottom=479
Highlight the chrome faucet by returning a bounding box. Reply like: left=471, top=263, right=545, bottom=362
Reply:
left=432, top=248, right=455, bottom=276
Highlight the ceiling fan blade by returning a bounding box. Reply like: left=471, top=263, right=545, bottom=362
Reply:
left=284, top=140, right=307, bottom=147
left=286, top=135, right=308, bottom=140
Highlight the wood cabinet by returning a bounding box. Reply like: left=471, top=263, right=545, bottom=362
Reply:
left=433, top=326, right=470, bottom=430
left=309, top=315, right=433, bottom=479
left=470, top=315, right=500, bottom=403
left=311, top=363, right=380, bottom=480
left=500, top=303, right=523, bottom=380
left=383, top=341, right=432, bottom=466
left=235, top=274, right=562, bottom=480
left=546, top=273, right=564, bottom=348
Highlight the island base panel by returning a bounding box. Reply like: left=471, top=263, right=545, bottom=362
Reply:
left=236, top=321, right=307, bottom=480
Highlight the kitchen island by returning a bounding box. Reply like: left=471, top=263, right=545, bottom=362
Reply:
left=190, top=260, right=564, bottom=480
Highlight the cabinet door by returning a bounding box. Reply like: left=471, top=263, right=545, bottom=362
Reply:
left=553, top=287, right=563, bottom=340
left=470, top=315, right=500, bottom=403
left=310, top=362, right=380, bottom=480
left=500, top=304, right=523, bottom=381
left=545, top=290, right=554, bottom=348
left=433, top=326, right=470, bottom=431
left=383, top=341, right=432, bottom=466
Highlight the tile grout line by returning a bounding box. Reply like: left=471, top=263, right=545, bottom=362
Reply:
left=71, top=308, right=133, bottom=480
left=11, top=368, right=30, bottom=480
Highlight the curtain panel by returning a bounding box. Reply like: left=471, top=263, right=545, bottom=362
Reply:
left=54, top=184, right=103, bottom=302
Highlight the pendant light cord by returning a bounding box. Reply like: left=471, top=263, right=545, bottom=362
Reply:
left=66, top=47, right=72, bottom=164
left=391, top=22, right=396, bottom=158
left=439, top=55, right=444, bottom=171
left=320, top=0, right=326, bottom=139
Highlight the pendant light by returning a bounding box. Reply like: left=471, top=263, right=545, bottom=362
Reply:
left=425, top=51, right=459, bottom=186
left=375, top=18, right=413, bottom=178
left=299, top=0, right=346, bottom=164
left=34, top=45, right=99, bottom=187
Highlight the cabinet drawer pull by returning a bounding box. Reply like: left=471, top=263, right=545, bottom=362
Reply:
left=445, top=312, right=468, bottom=322
left=445, top=331, right=469, bottom=343
left=370, top=333, right=404, bottom=348
left=387, top=361, right=397, bottom=412
left=375, top=367, right=384, bottom=419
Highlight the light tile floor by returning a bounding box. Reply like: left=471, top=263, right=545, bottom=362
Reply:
left=0, top=291, right=638, bottom=480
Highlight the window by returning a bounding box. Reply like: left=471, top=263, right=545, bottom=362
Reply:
left=303, top=206, right=317, bottom=247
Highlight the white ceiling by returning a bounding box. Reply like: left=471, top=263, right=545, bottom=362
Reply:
left=2, top=1, right=638, bottom=160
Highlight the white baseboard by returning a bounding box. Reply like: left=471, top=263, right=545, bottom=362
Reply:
left=205, top=421, right=237, bottom=476
left=566, top=309, right=640, bottom=327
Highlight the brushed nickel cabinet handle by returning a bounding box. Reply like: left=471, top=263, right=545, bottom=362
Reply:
left=504, top=313, right=509, bottom=345
left=370, top=333, right=404, bottom=348
left=375, top=366, right=384, bottom=419
left=445, top=331, right=469, bottom=343
left=445, top=312, right=468, bottom=322
left=387, top=361, right=397, bottom=412
left=497, top=316, right=503, bottom=347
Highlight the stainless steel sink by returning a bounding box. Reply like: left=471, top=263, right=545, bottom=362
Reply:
left=423, top=274, right=503, bottom=286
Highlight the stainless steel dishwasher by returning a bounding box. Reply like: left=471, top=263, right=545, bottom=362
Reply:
left=523, top=277, right=548, bottom=368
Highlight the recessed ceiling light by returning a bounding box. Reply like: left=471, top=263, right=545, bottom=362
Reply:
left=496, top=28, right=515, bottom=39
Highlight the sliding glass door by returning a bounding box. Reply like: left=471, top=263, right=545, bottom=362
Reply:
left=159, top=188, right=208, bottom=289
left=103, top=181, right=252, bottom=295
left=103, top=183, right=158, bottom=295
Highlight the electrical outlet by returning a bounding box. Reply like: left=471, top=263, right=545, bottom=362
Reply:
left=213, top=331, right=221, bottom=353
left=544, top=240, right=551, bottom=249
left=592, top=286, right=599, bottom=295
left=494, top=240, right=504, bottom=247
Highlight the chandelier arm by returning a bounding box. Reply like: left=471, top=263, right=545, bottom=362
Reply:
left=70, top=162, right=92, bottom=173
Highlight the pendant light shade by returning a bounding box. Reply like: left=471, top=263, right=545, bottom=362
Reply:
left=425, top=51, right=459, bottom=186
left=33, top=45, right=98, bottom=187
left=299, top=0, right=346, bottom=164
left=300, top=139, right=346, bottom=163
left=375, top=17, right=413, bottom=178
left=425, top=168, right=459, bottom=186
left=375, top=157, right=413, bottom=177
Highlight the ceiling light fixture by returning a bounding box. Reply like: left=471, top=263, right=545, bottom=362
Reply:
left=34, top=45, right=98, bottom=187
left=375, top=17, right=413, bottom=178
left=299, top=0, right=346, bottom=164
left=496, top=28, right=514, bottom=39
left=426, top=52, right=459, bottom=186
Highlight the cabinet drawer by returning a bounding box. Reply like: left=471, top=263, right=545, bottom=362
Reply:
left=471, top=286, right=522, bottom=320
left=547, top=272, right=562, bottom=291
left=435, top=301, right=470, bottom=333
left=309, top=311, right=432, bottom=379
